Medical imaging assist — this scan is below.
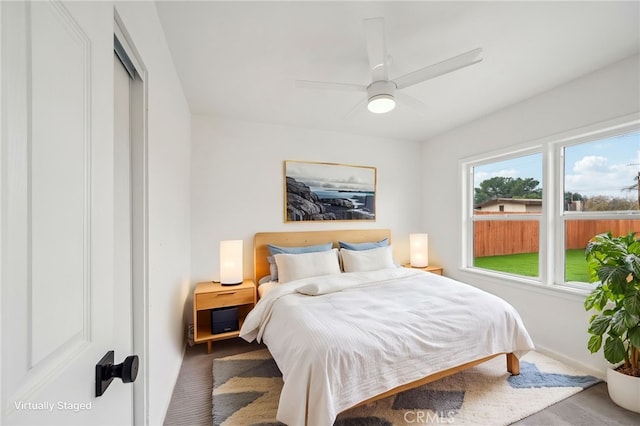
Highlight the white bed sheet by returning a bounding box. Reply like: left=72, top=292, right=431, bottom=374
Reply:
left=240, top=268, right=534, bottom=426
left=257, top=280, right=277, bottom=299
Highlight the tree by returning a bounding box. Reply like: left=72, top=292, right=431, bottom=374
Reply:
left=474, top=176, right=542, bottom=206
left=583, top=195, right=638, bottom=211
left=622, top=171, right=640, bottom=208
left=564, top=191, right=585, bottom=203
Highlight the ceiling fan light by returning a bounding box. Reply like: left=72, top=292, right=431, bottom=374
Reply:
left=367, top=94, right=396, bottom=114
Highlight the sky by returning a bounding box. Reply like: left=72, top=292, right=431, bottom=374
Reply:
left=286, top=160, right=376, bottom=192
left=473, top=130, right=640, bottom=199
left=564, top=131, right=639, bottom=198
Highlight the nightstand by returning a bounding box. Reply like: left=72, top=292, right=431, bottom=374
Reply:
left=193, top=279, right=256, bottom=353
left=403, top=264, right=444, bottom=275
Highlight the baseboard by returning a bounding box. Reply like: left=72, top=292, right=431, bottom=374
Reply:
left=532, top=344, right=606, bottom=380
left=159, top=340, right=188, bottom=425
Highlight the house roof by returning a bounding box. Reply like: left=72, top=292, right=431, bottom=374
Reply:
left=475, top=198, right=543, bottom=209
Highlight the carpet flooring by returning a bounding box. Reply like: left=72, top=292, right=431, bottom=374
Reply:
left=164, top=339, right=640, bottom=426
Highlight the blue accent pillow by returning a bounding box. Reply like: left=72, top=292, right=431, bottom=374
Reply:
left=338, top=238, right=389, bottom=251
left=267, top=242, right=333, bottom=255
left=267, top=242, right=333, bottom=281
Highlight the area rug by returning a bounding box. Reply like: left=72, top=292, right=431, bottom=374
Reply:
left=212, top=349, right=600, bottom=425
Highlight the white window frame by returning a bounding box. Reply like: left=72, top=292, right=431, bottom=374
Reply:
left=460, top=114, right=640, bottom=292
left=554, top=121, right=640, bottom=291
left=461, top=145, right=545, bottom=284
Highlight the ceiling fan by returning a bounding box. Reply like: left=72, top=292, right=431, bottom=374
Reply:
left=296, top=17, right=483, bottom=116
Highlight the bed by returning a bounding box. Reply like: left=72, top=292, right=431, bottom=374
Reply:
left=239, top=229, right=534, bottom=425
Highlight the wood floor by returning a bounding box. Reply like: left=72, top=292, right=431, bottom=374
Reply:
left=164, top=339, right=640, bottom=426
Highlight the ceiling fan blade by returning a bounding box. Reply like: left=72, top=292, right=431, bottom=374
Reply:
left=342, top=98, right=367, bottom=120
left=363, top=17, right=388, bottom=82
left=396, top=92, right=428, bottom=116
left=393, top=48, right=483, bottom=90
left=295, top=80, right=366, bottom=92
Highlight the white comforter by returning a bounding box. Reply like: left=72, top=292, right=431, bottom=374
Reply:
left=240, top=268, right=534, bottom=426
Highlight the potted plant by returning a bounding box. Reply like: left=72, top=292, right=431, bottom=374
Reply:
left=584, top=231, right=640, bottom=413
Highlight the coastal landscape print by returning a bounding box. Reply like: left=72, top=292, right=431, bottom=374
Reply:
left=285, top=161, right=376, bottom=222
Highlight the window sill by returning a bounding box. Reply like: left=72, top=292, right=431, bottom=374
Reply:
left=457, top=267, right=591, bottom=302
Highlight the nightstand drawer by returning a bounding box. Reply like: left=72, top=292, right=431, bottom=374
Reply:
left=196, top=287, right=253, bottom=309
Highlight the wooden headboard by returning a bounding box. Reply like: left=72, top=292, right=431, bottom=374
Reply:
left=254, top=229, right=391, bottom=283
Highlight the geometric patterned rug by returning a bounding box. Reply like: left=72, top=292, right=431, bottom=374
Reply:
left=212, top=349, right=600, bottom=425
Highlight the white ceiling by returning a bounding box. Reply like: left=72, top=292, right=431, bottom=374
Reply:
left=155, top=1, right=640, bottom=142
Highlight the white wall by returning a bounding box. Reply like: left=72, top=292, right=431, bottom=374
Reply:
left=421, top=55, right=640, bottom=375
left=116, top=3, right=191, bottom=425
left=190, top=116, right=423, bottom=283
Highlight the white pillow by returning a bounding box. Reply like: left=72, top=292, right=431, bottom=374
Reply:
left=274, top=249, right=341, bottom=283
left=340, top=245, right=395, bottom=273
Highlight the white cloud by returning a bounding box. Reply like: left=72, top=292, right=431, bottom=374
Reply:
left=572, top=155, right=609, bottom=173
left=566, top=155, right=637, bottom=197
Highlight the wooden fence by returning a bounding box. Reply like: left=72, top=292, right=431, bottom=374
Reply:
left=474, top=218, right=640, bottom=257
left=565, top=219, right=640, bottom=249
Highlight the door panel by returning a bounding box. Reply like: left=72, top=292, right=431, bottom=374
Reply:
left=1, top=1, right=133, bottom=424
left=30, top=0, right=89, bottom=368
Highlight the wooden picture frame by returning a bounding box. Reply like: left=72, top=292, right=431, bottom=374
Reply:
left=284, top=160, right=376, bottom=222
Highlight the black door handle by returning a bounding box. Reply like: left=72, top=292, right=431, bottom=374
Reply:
left=95, top=351, right=139, bottom=397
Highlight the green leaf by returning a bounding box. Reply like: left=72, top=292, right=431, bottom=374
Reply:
left=585, top=240, right=598, bottom=260
left=596, top=290, right=610, bottom=310
left=623, top=311, right=640, bottom=329
left=623, top=290, right=640, bottom=316
left=611, top=310, right=627, bottom=336
left=628, top=239, right=640, bottom=256
left=598, top=265, right=631, bottom=294
left=588, top=236, right=627, bottom=264
left=624, top=254, right=640, bottom=278
left=584, top=294, right=595, bottom=311
left=629, top=326, right=640, bottom=350
left=587, top=334, right=603, bottom=353
left=588, top=314, right=611, bottom=336
left=585, top=287, right=607, bottom=311
left=604, top=336, right=626, bottom=364
left=624, top=232, right=639, bottom=246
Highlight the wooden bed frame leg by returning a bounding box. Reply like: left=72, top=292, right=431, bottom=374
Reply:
left=506, top=352, right=520, bottom=375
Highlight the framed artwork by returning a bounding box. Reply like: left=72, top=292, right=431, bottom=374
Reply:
left=284, top=160, right=377, bottom=222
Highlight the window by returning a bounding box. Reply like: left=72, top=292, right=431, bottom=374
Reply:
left=470, top=152, right=543, bottom=278
left=462, top=120, right=640, bottom=289
left=561, top=130, right=640, bottom=285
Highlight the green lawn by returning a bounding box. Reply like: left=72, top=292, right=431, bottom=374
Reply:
left=565, top=249, right=592, bottom=282
left=474, top=249, right=591, bottom=282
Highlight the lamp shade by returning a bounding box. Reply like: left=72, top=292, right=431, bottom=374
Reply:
left=367, top=95, right=396, bottom=114
left=220, top=240, right=243, bottom=285
left=367, top=81, right=396, bottom=114
left=410, top=233, right=429, bottom=268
